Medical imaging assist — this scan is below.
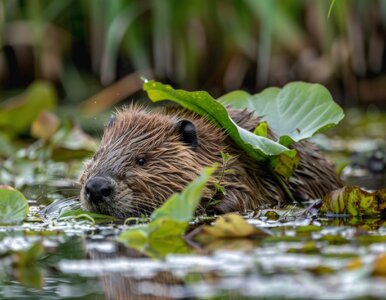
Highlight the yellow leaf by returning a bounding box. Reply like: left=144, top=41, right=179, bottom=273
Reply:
left=269, top=149, right=300, bottom=180
left=346, top=258, right=362, bottom=271
left=321, top=186, right=383, bottom=216
left=31, top=111, right=60, bottom=140
left=193, top=213, right=271, bottom=242
left=373, top=254, right=386, bottom=277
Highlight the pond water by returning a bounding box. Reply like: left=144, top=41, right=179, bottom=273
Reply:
left=1, top=202, right=386, bottom=299
left=1, top=109, right=386, bottom=299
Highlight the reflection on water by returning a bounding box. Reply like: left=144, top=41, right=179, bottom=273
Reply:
left=1, top=200, right=386, bottom=299
left=1, top=109, right=385, bottom=299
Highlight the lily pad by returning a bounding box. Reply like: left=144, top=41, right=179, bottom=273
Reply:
left=218, top=82, right=344, bottom=146
left=0, top=187, right=29, bottom=225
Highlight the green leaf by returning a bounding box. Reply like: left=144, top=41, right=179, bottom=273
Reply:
left=118, top=224, right=149, bottom=245
left=0, top=81, right=57, bottom=135
left=218, top=82, right=344, bottom=147
left=0, top=188, right=29, bottom=225
left=118, top=223, right=190, bottom=258
left=148, top=218, right=189, bottom=239
left=328, top=0, right=336, bottom=18
left=220, top=151, right=231, bottom=162
left=51, top=120, right=98, bottom=161
left=151, top=166, right=217, bottom=222
left=118, top=166, right=215, bottom=257
left=144, top=80, right=289, bottom=161
left=253, top=121, right=268, bottom=137
left=321, top=186, right=385, bottom=217
left=269, top=149, right=300, bottom=181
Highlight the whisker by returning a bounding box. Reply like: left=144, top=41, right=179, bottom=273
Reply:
left=57, top=196, right=80, bottom=201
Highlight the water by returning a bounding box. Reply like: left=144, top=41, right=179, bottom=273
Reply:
left=1, top=194, right=385, bottom=299
left=1, top=109, right=385, bottom=299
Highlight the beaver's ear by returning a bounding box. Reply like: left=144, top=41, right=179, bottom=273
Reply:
left=176, top=120, right=198, bottom=149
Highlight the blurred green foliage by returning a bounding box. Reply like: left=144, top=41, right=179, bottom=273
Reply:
left=0, top=0, right=385, bottom=195
left=0, top=187, right=29, bottom=225
left=1, top=0, right=386, bottom=106
left=0, top=81, right=97, bottom=191
left=0, top=81, right=57, bottom=135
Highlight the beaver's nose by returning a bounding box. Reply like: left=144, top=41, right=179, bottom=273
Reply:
left=85, top=176, right=113, bottom=203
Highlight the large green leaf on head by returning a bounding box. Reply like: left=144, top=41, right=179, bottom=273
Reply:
left=218, top=82, right=344, bottom=146
left=143, top=80, right=289, bottom=161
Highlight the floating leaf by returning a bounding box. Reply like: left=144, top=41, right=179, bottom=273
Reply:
left=0, top=187, right=29, bottom=225
left=346, top=258, right=362, bottom=271
left=263, top=210, right=280, bottom=220
left=319, top=234, right=349, bottom=245
left=296, top=225, right=322, bottom=234
left=262, top=236, right=306, bottom=243
left=321, top=186, right=385, bottom=217
left=287, top=241, right=320, bottom=254
left=118, top=166, right=215, bottom=257
left=373, top=254, right=386, bottom=277
left=144, top=80, right=289, bottom=161
left=218, top=82, right=344, bottom=147
left=191, top=213, right=271, bottom=244
left=260, top=206, right=308, bottom=219
left=347, top=254, right=386, bottom=277
left=356, top=235, right=386, bottom=245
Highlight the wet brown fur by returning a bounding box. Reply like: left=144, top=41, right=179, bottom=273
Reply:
left=80, top=105, right=341, bottom=218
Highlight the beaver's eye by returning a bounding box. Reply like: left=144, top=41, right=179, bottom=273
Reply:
left=137, top=158, right=146, bottom=166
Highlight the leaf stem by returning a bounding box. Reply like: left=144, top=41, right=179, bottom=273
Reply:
left=328, top=0, right=336, bottom=18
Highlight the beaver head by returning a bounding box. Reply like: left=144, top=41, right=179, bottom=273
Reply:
left=80, top=106, right=224, bottom=218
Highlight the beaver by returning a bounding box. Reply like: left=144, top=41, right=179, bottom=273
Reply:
left=79, top=105, right=341, bottom=218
